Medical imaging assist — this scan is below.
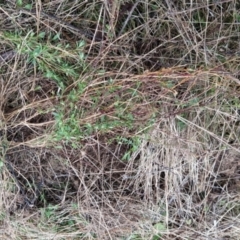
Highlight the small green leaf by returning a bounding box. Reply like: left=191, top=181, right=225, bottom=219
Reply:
left=34, top=85, right=42, bottom=91
left=152, top=222, right=166, bottom=240
left=186, top=219, right=192, bottom=225
left=79, top=52, right=85, bottom=61
left=0, top=160, right=4, bottom=169
left=53, top=33, right=61, bottom=41
left=152, top=235, right=159, bottom=240
left=127, top=234, right=142, bottom=240
left=24, top=4, right=32, bottom=10
left=16, top=0, right=23, bottom=7
left=30, top=31, right=35, bottom=37
left=38, top=32, right=46, bottom=39
left=154, top=222, right=166, bottom=232
left=77, top=40, right=85, bottom=48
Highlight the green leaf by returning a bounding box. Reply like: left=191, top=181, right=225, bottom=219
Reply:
left=0, top=160, right=4, bottom=169
left=53, top=33, right=61, bottom=41
left=127, top=234, right=142, bottom=240
left=186, top=219, right=192, bottom=225
left=38, top=32, right=46, bottom=39
left=152, top=236, right=159, bottom=240
left=154, top=222, right=166, bottom=232
left=77, top=40, right=85, bottom=48
left=16, top=0, right=23, bottom=7
left=79, top=52, right=85, bottom=61
left=24, top=4, right=32, bottom=10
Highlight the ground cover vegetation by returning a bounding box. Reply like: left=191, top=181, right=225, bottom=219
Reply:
left=0, top=0, right=240, bottom=239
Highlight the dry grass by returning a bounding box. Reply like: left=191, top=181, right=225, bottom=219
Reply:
left=1, top=0, right=240, bottom=239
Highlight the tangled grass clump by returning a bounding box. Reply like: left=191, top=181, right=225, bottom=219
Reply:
left=1, top=0, right=240, bottom=239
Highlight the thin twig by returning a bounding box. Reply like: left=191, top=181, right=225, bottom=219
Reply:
left=118, top=0, right=141, bottom=37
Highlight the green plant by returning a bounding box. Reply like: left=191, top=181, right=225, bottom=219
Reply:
left=42, top=204, right=58, bottom=221
left=1, top=30, right=90, bottom=145
left=2, top=1, right=240, bottom=239
left=1, top=30, right=86, bottom=91
left=152, top=222, right=166, bottom=240
left=125, top=234, right=143, bottom=240
left=117, top=136, right=141, bottom=161
left=53, top=106, right=82, bottom=144
left=123, top=222, right=166, bottom=240
left=192, top=10, right=207, bottom=32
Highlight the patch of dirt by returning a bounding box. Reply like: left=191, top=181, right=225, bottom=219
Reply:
left=4, top=134, right=135, bottom=213
left=1, top=76, right=57, bottom=142
left=211, top=149, right=240, bottom=193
